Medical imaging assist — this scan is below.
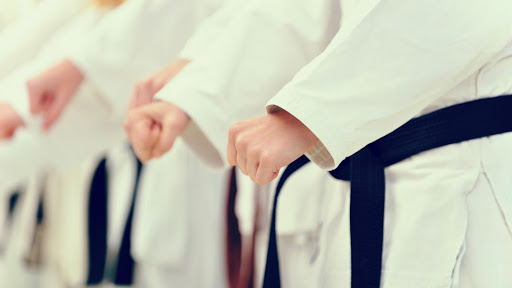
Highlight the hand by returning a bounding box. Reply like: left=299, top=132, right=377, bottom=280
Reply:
left=128, top=59, right=190, bottom=109
left=124, top=101, right=190, bottom=162
left=0, top=103, right=24, bottom=139
left=27, top=59, right=84, bottom=130
left=227, top=110, right=318, bottom=185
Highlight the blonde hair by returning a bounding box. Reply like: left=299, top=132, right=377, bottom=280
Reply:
left=90, top=0, right=126, bottom=7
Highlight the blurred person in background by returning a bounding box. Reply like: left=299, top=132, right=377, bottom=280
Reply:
left=0, top=0, right=39, bottom=31
left=0, top=1, right=135, bottom=287
left=0, top=2, right=95, bottom=287
left=0, top=0, right=258, bottom=287
left=124, top=0, right=512, bottom=288
left=23, top=0, right=368, bottom=287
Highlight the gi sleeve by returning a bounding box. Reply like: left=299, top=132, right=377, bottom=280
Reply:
left=267, top=0, right=512, bottom=169
left=68, top=0, right=209, bottom=119
left=155, top=0, right=342, bottom=168
left=177, top=0, right=252, bottom=60
left=0, top=0, right=87, bottom=79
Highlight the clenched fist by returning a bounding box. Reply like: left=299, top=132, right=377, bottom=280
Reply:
left=128, top=59, right=190, bottom=109
left=227, top=110, right=318, bottom=185
left=0, top=103, right=24, bottom=139
left=124, top=101, right=190, bottom=162
left=27, top=59, right=84, bottom=130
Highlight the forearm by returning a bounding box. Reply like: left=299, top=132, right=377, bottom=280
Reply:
left=156, top=0, right=340, bottom=167
left=267, top=0, right=512, bottom=169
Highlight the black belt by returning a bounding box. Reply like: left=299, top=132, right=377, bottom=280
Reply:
left=87, top=157, right=108, bottom=285
left=262, top=94, right=512, bottom=288
left=87, top=150, right=143, bottom=285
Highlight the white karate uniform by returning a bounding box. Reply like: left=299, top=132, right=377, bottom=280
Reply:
left=0, top=2, right=94, bottom=287
left=0, top=0, right=240, bottom=287
left=0, top=0, right=221, bottom=194
left=41, top=144, right=140, bottom=288
left=0, top=174, right=46, bottom=288
left=133, top=140, right=229, bottom=288
left=0, top=4, right=132, bottom=287
left=155, top=0, right=368, bottom=286
left=0, top=0, right=79, bottom=256
left=156, top=0, right=512, bottom=287
left=0, top=0, right=38, bottom=31
left=130, top=2, right=250, bottom=287
left=0, top=0, right=88, bottom=79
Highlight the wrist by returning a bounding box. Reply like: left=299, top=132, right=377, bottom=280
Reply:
left=271, top=109, right=319, bottom=150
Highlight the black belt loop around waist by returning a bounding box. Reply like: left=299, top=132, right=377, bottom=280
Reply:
left=262, top=95, right=512, bottom=288
left=87, top=158, right=108, bottom=285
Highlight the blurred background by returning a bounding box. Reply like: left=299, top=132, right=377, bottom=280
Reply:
left=0, top=0, right=269, bottom=287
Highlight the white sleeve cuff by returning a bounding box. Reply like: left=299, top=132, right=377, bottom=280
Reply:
left=154, top=82, right=228, bottom=169
left=304, top=140, right=335, bottom=170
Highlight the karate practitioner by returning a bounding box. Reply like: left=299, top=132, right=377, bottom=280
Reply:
left=122, top=0, right=512, bottom=287
left=123, top=1, right=371, bottom=287
left=0, top=0, right=247, bottom=287
left=0, top=1, right=93, bottom=287
left=0, top=1, right=144, bottom=287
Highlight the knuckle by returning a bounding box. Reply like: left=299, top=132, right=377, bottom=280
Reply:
left=260, top=150, right=273, bottom=164
left=164, top=117, right=179, bottom=130
left=126, top=111, right=137, bottom=123
left=235, top=135, right=248, bottom=150
left=229, top=123, right=243, bottom=137
left=247, top=145, right=260, bottom=158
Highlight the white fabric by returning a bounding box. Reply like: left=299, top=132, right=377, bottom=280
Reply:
left=234, top=169, right=259, bottom=235
left=106, top=145, right=139, bottom=255
left=0, top=174, right=45, bottom=288
left=68, top=1, right=239, bottom=287
left=153, top=1, right=368, bottom=286
left=266, top=1, right=512, bottom=286
left=43, top=145, right=138, bottom=287
left=267, top=0, right=512, bottom=170
left=0, top=7, right=111, bottom=121
left=0, top=0, right=88, bottom=79
left=44, top=159, right=101, bottom=286
left=154, top=0, right=512, bottom=287
left=133, top=141, right=228, bottom=288
left=155, top=0, right=342, bottom=168
left=69, top=0, right=225, bottom=119
left=0, top=0, right=240, bottom=286
left=0, top=2, right=89, bottom=287
left=0, top=0, right=39, bottom=31
left=0, top=6, right=127, bottom=286
left=178, top=0, right=252, bottom=60
left=0, top=81, right=124, bottom=192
